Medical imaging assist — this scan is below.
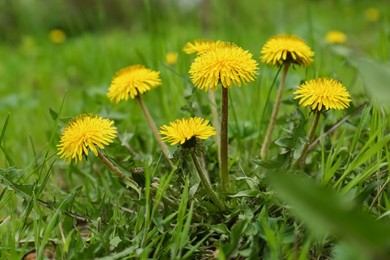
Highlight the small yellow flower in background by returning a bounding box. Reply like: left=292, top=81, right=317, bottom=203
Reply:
left=166, top=52, right=178, bottom=65
left=183, top=39, right=227, bottom=55
left=160, top=117, right=216, bottom=146
left=107, top=65, right=162, bottom=103
left=58, top=114, right=117, bottom=163
left=189, top=43, right=258, bottom=91
left=261, top=34, right=314, bottom=67
left=365, top=8, right=380, bottom=22
left=49, top=29, right=66, bottom=44
left=293, top=78, right=351, bottom=111
left=325, top=30, right=347, bottom=44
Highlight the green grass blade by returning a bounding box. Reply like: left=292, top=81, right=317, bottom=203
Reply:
left=170, top=174, right=190, bottom=259
left=180, top=201, right=194, bottom=259
left=0, top=113, right=14, bottom=166
left=335, top=132, right=390, bottom=188
left=0, top=113, right=10, bottom=145
left=37, top=187, right=81, bottom=259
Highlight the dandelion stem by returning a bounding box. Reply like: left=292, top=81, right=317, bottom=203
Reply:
left=136, top=95, right=174, bottom=168
left=260, top=62, right=290, bottom=159
left=294, top=110, right=321, bottom=168
left=97, top=151, right=139, bottom=188
left=221, top=87, right=229, bottom=192
left=190, top=151, right=226, bottom=212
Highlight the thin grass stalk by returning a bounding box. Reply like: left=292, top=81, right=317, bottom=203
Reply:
left=294, top=110, right=321, bottom=168
left=136, top=95, right=174, bottom=168
left=259, top=66, right=283, bottom=130
left=190, top=152, right=226, bottom=212
left=309, top=103, right=366, bottom=151
left=141, top=166, right=152, bottom=249
left=260, top=62, right=290, bottom=159
left=97, top=151, right=139, bottom=188
left=220, top=87, right=229, bottom=192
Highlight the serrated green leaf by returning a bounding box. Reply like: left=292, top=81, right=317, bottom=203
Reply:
left=211, top=223, right=229, bottom=234
left=274, top=137, right=294, bottom=148
left=222, top=219, right=249, bottom=257
left=0, top=168, right=33, bottom=198
left=0, top=167, right=23, bottom=181
left=229, top=190, right=260, bottom=198
left=110, top=236, right=122, bottom=248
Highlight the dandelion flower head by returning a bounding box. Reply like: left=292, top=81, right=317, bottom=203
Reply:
left=58, top=114, right=117, bottom=163
left=293, top=78, right=351, bottom=111
left=325, top=30, right=347, bottom=44
left=159, top=117, right=216, bottom=146
left=107, top=65, right=162, bottom=103
left=49, top=29, right=66, bottom=44
left=261, top=34, right=314, bottom=67
left=189, top=43, right=258, bottom=91
left=365, top=8, right=380, bottom=22
left=183, top=40, right=228, bottom=55
left=166, top=52, right=178, bottom=65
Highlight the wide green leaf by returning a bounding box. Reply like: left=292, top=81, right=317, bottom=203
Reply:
left=332, top=46, right=390, bottom=109
left=349, top=56, right=390, bottom=108
left=267, top=171, right=390, bottom=258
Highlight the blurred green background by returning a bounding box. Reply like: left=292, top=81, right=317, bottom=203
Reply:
left=0, top=0, right=388, bottom=167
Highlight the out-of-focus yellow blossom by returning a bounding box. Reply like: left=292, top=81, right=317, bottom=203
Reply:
left=49, top=29, right=66, bottom=44
left=166, top=52, right=178, bottom=65
left=325, top=31, right=347, bottom=44
left=365, top=8, right=380, bottom=22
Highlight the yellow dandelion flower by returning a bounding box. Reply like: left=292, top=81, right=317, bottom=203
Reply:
left=159, top=117, right=216, bottom=146
left=261, top=34, right=314, bottom=67
left=183, top=39, right=228, bottom=55
left=365, top=8, right=380, bottom=22
left=58, top=114, right=117, bottom=163
left=189, top=43, right=258, bottom=91
left=107, top=65, right=162, bottom=103
left=325, top=30, right=347, bottom=44
left=166, top=52, right=178, bottom=65
left=49, top=29, right=66, bottom=44
left=293, top=78, right=351, bottom=111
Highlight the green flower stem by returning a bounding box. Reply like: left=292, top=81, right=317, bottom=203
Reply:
left=294, top=110, right=321, bottom=168
left=190, top=151, right=226, bottom=212
left=136, top=95, right=174, bottom=168
left=260, top=62, right=290, bottom=159
left=97, top=151, right=139, bottom=188
left=221, top=87, right=229, bottom=192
